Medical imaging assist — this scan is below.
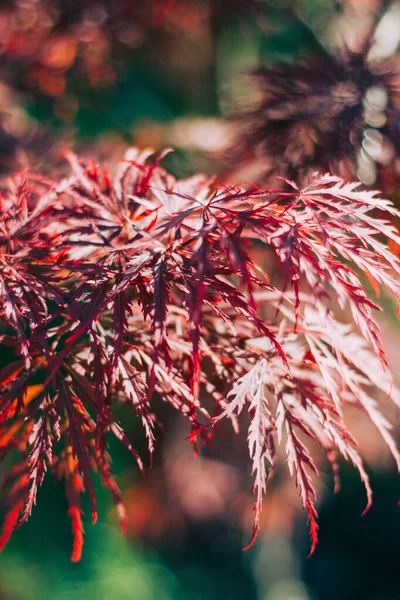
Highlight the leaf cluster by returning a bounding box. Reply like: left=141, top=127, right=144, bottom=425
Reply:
left=1, top=148, right=400, bottom=557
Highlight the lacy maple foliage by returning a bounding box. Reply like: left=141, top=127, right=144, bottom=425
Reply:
left=1, top=148, right=400, bottom=560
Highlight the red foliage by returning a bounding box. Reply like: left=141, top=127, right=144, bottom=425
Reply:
left=1, top=148, right=400, bottom=558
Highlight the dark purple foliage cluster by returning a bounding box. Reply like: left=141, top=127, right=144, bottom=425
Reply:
left=235, top=41, right=400, bottom=185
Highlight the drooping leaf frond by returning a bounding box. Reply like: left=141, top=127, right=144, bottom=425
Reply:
left=1, top=148, right=400, bottom=557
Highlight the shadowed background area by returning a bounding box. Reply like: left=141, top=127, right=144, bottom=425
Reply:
left=1, top=1, right=400, bottom=599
